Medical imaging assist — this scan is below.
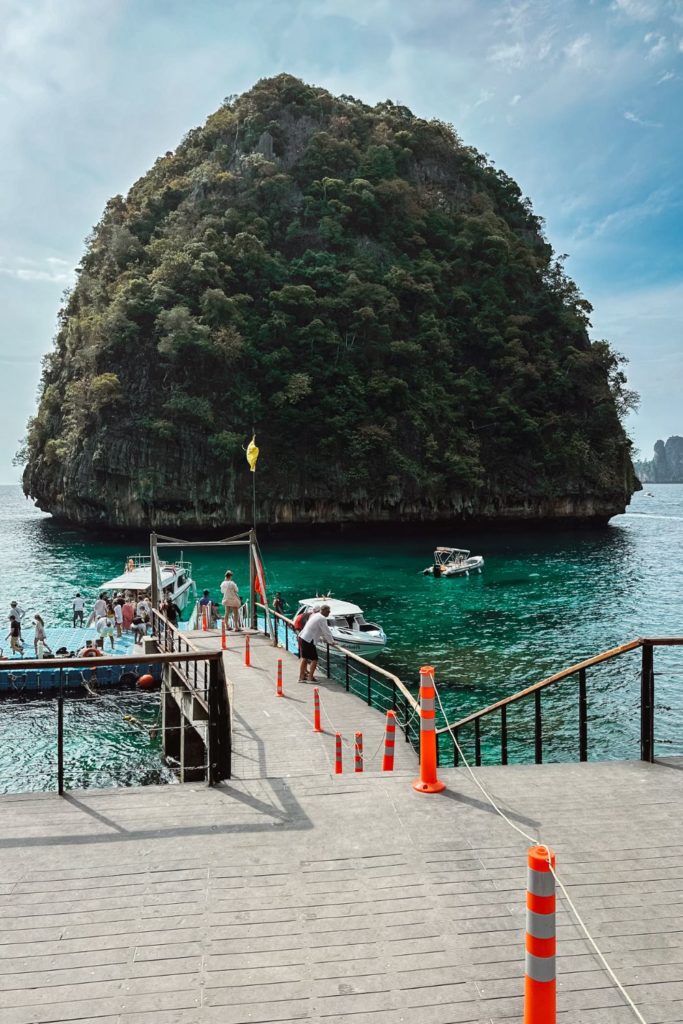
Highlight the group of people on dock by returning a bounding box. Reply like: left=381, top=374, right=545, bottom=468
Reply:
left=2, top=591, right=156, bottom=659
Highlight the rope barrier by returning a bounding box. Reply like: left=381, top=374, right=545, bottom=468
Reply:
left=433, top=684, right=647, bottom=1024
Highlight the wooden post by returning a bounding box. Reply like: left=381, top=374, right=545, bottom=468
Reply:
left=150, top=532, right=159, bottom=612
left=249, top=529, right=257, bottom=630
left=208, top=657, right=231, bottom=784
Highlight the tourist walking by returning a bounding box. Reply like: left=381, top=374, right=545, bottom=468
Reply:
left=113, top=599, right=124, bottom=638
left=162, top=597, right=181, bottom=627
left=91, top=593, right=107, bottom=625
left=6, top=616, right=24, bottom=655
left=8, top=601, right=24, bottom=624
left=220, top=571, right=241, bottom=631
left=298, top=604, right=337, bottom=682
left=33, top=614, right=53, bottom=657
left=72, top=593, right=85, bottom=627
left=122, top=598, right=135, bottom=632
left=96, top=610, right=116, bottom=651
left=199, top=589, right=214, bottom=627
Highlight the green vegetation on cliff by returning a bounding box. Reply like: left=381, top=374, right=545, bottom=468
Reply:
left=21, top=75, right=637, bottom=527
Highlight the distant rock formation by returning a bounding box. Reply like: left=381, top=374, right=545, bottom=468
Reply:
left=635, top=437, right=683, bottom=483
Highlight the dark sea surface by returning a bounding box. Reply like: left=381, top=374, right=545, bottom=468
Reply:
left=1, top=483, right=681, bottom=789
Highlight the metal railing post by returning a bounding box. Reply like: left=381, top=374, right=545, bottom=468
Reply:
left=57, top=695, right=64, bottom=796
left=579, top=668, right=588, bottom=762
left=367, top=668, right=372, bottom=706
left=534, top=690, right=543, bottom=764
left=640, top=642, right=654, bottom=762
left=326, top=644, right=331, bottom=679
left=501, top=706, right=508, bottom=765
left=345, top=656, right=349, bottom=692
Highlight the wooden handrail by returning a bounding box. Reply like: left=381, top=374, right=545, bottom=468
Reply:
left=256, top=602, right=418, bottom=710
left=436, top=636, right=683, bottom=735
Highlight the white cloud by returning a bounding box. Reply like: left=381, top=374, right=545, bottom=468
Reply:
left=564, top=34, right=592, bottom=65
left=510, top=93, right=522, bottom=105
left=0, top=256, right=73, bottom=284
left=611, top=0, right=661, bottom=20
left=488, top=41, right=526, bottom=68
left=656, top=69, right=676, bottom=82
left=644, top=30, right=668, bottom=56
left=624, top=109, right=664, bottom=126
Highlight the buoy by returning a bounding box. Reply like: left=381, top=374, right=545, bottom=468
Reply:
left=137, top=673, right=156, bottom=689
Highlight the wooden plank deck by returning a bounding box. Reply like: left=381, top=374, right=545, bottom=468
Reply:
left=0, top=634, right=681, bottom=1023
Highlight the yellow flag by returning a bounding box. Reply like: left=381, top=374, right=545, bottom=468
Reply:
left=246, top=435, right=259, bottom=472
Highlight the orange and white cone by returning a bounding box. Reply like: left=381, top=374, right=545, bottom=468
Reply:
left=354, top=732, right=363, bottom=772
left=524, top=845, right=556, bottom=1024
left=412, top=665, right=445, bottom=794
left=276, top=658, right=283, bottom=698
left=382, top=710, right=396, bottom=771
left=335, top=733, right=343, bottom=774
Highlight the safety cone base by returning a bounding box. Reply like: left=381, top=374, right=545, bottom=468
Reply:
left=412, top=778, right=446, bottom=794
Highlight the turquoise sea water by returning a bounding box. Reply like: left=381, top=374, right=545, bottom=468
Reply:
left=1, top=483, right=681, bottom=789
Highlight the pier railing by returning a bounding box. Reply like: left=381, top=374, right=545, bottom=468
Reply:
left=256, top=603, right=420, bottom=745
left=436, top=637, right=683, bottom=767
left=0, top=648, right=230, bottom=796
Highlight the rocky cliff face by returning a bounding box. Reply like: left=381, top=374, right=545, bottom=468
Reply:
left=635, top=437, right=683, bottom=484
left=21, top=75, right=638, bottom=530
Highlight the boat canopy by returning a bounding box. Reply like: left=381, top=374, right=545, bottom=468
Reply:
left=435, top=547, right=470, bottom=556
left=98, top=565, right=182, bottom=593
left=298, top=598, right=363, bottom=617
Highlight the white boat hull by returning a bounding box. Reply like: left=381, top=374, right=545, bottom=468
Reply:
left=424, top=555, right=484, bottom=577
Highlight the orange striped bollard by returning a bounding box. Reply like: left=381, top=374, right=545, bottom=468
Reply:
left=276, top=658, right=283, bottom=698
left=202, top=606, right=208, bottom=631
left=524, top=845, right=556, bottom=1024
left=313, top=688, right=322, bottom=732
left=335, top=733, right=343, bottom=774
left=382, top=709, right=396, bottom=771
left=412, top=665, right=445, bottom=793
left=244, top=634, right=251, bottom=667
left=354, top=732, right=363, bottom=772
left=221, top=619, right=227, bottom=650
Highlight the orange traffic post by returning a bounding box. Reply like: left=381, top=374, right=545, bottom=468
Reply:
left=382, top=709, right=396, bottom=771
left=313, top=687, right=322, bottom=732
left=412, top=665, right=446, bottom=793
left=276, top=658, right=284, bottom=698
left=524, top=845, right=556, bottom=1024
left=354, top=731, right=363, bottom=772
left=335, top=733, right=343, bottom=774
left=221, top=619, right=227, bottom=650
left=244, top=634, right=251, bottom=667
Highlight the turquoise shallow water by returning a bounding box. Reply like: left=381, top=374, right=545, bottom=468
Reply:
left=0, top=483, right=682, bottom=789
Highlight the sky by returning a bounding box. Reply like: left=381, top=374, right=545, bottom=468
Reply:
left=1, top=0, right=682, bottom=482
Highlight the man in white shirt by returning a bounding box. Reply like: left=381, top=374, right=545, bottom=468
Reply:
left=8, top=601, right=24, bottom=623
left=93, top=594, right=108, bottom=623
left=298, top=604, right=337, bottom=682
left=72, top=593, right=85, bottom=627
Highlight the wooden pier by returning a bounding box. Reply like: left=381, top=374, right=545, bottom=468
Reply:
left=1, top=631, right=682, bottom=1023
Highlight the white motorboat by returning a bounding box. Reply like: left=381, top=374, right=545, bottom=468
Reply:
left=295, top=597, right=387, bottom=655
left=95, top=555, right=197, bottom=614
left=423, top=547, right=484, bottom=578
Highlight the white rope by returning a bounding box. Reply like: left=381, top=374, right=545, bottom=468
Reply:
left=434, top=684, right=647, bottom=1024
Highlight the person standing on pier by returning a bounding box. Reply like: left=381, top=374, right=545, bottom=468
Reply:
left=8, top=601, right=24, bottom=625
left=33, top=615, right=53, bottom=657
left=72, top=593, right=85, bottom=627
left=298, top=604, right=337, bottom=682
left=220, top=571, right=241, bottom=631
left=6, top=615, right=24, bottom=655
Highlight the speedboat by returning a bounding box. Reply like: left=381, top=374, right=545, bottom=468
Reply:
left=423, top=547, right=484, bottom=578
left=295, top=597, right=387, bottom=655
left=94, top=555, right=197, bottom=614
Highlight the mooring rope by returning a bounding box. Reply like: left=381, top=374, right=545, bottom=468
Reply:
left=433, top=683, right=647, bottom=1024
